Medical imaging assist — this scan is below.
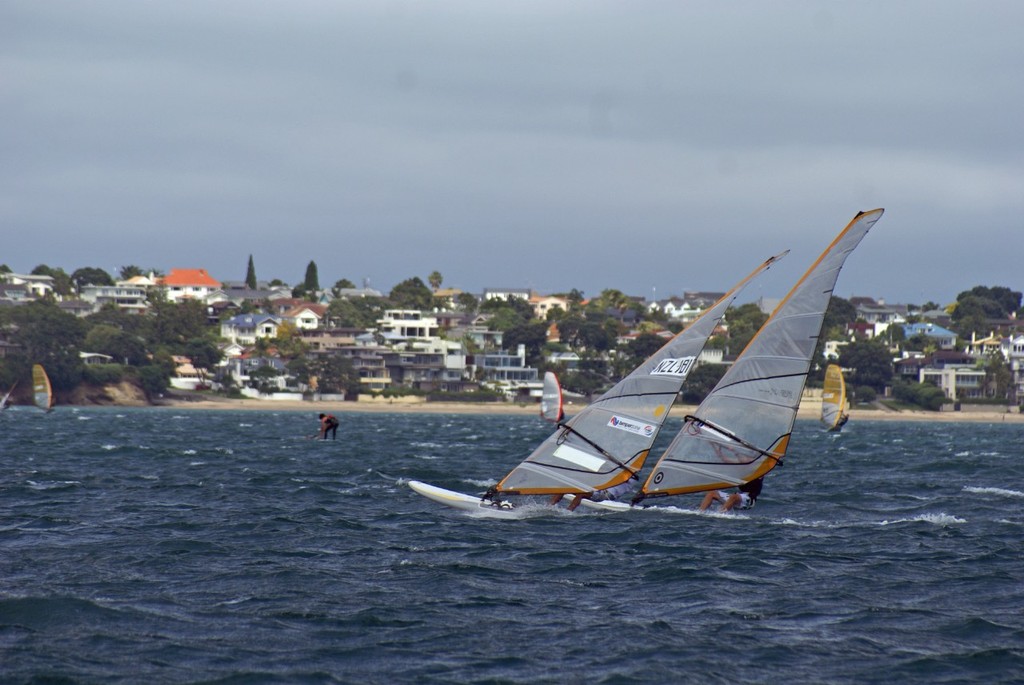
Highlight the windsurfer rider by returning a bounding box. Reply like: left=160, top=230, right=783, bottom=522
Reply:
left=317, top=413, right=339, bottom=440
left=699, top=477, right=763, bottom=512
left=553, top=480, right=635, bottom=512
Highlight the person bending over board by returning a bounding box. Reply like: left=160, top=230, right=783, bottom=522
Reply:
left=318, top=413, right=339, bottom=440
left=554, top=480, right=634, bottom=512
left=699, top=477, right=763, bottom=512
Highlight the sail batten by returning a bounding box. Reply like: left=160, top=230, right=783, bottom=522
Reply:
left=491, top=251, right=788, bottom=497
left=637, top=209, right=883, bottom=502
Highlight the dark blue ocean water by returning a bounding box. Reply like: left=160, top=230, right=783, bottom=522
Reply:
left=1, top=407, right=1023, bottom=684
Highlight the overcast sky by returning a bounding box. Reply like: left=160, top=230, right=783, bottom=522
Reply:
left=3, top=1, right=1022, bottom=305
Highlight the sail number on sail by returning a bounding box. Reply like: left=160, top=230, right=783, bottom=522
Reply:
left=649, top=356, right=697, bottom=378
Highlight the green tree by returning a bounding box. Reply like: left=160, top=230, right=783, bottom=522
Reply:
left=331, top=278, right=357, bottom=297
left=679, top=363, right=727, bottom=403
left=454, top=292, right=479, bottom=313
left=271, top=321, right=307, bottom=359
left=119, top=265, right=143, bottom=280
left=30, top=264, right=74, bottom=297
left=723, top=303, right=769, bottom=355
left=503, top=322, right=549, bottom=366
left=305, top=354, right=360, bottom=396
left=566, top=289, right=585, bottom=313
left=303, top=261, right=320, bottom=292
left=983, top=355, right=1013, bottom=401
left=960, top=286, right=1021, bottom=317
left=84, top=325, right=148, bottom=366
left=892, top=381, right=947, bottom=410
left=837, top=339, right=893, bottom=393
left=812, top=296, right=858, bottom=381
left=145, top=297, right=211, bottom=351
left=327, top=296, right=388, bottom=328
left=480, top=295, right=534, bottom=331
left=71, top=267, right=114, bottom=290
left=245, top=255, right=258, bottom=289
left=0, top=300, right=86, bottom=391
left=389, top=277, right=434, bottom=311
left=184, top=338, right=223, bottom=381
left=624, top=332, right=666, bottom=366
left=138, top=364, right=170, bottom=398
left=950, top=296, right=991, bottom=339
left=428, top=271, right=443, bottom=291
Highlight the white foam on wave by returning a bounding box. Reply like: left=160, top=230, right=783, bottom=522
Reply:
left=880, top=513, right=966, bottom=526
left=964, top=486, right=1024, bottom=498
left=101, top=444, right=118, bottom=451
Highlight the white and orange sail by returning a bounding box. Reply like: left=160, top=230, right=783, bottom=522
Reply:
left=487, top=251, right=788, bottom=499
left=633, top=208, right=883, bottom=504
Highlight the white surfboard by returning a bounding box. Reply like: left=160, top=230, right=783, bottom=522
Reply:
left=408, top=480, right=521, bottom=519
left=576, top=497, right=633, bottom=512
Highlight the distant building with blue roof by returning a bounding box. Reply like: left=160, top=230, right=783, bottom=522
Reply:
left=902, top=322, right=957, bottom=350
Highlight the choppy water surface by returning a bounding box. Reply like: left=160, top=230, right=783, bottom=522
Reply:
left=2, top=407, right=1023, bottom=683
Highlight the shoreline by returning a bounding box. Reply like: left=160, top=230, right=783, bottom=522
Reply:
left=144, top=397, right=1024, bottom=423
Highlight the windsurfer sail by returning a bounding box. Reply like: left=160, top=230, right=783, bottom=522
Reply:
left=0, top=382, right=15, bottom=411
left=32, top=364, right=53, bottom=412
left=540, top=371, right=565, bottom=423
left=821, top=363, right=849, bottom=432
left=631, top=208, right=883, bottom=506
left=481, top=251, right=788, bottom=505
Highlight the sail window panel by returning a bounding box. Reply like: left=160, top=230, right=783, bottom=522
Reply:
left=551, top=443, right=607, bottom=472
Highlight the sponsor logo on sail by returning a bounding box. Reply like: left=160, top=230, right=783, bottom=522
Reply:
left=608, top=415, right=655, bottom=437
left=650, top=356, right=696, bottom=378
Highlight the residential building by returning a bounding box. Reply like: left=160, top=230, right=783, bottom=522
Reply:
left=1000, top=334, right=1024, bottom=403
left=1, top=273, right=55, bottom=299
left=79, top=284, right=148, bottom=314
left=482, top=288, right=531, bottom=302
left=903, top=322, right=957, bottom=350
left=220, top=314, right=281, bottom=345
left=377, top=310, right=440, bottom=343
left=282, top=304, right=326, bottom=330
left=475, top=344, right=540, bottom=401
left=159, top=268, right=221, bottom=303
left=531, top=294, right=570, bottom=320
left=898, top=350, right=986, bottom=400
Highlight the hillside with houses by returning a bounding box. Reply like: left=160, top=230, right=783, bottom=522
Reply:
left=1, top=262, right=1023, bottom=411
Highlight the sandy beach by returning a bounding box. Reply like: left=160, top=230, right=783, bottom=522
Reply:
left=155, top=395, right=1024, bottom=424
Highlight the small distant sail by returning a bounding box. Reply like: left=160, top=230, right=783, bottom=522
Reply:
left=635, top=208, right=883, bottom=503
left=540, top=371, right=564, bottom=423
left=821, top=364, right=848, bottom=431
left=32, top=364, right=53, bottom=412
left=0, top=382, right=14, bottom=411
left=488, top=250, right=787, bottom=498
